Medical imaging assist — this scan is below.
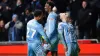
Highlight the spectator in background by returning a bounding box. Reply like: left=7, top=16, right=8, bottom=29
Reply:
left=0, top=0, right=12, bottom=23
left=2, top=5, right=12, bottom=23
left=20, top=8, right=34, bottom=40
left=77, top=0, right=92, bottom=39
left=21, top=8, right=33, bottom=23
left=7, top=0, right=16, bottom=8
left=95, top=0, right=100, bottom=40
left=88, top=0, right=100, bottom=39
left=30, top=0, right=43, bottom=12
left=5, top=14, right=23, bottom=41
left=13, top=0, right=25, bottom=17
left=70, top=0, right=82, bottom=25
left=0, top=5, right=3, bottom=18
left=96, top=0, right=100, bottom=41
left=53, top=0, right=68, bottom=13
left=97, top=16, right=100, bottom=42
left=0, top=19, right=8, bottom=41
left=40, top=0, right=47, bottom=8
left=0, top=0, right=8, bottom=11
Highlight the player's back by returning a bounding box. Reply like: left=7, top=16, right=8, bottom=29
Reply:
left=27, top=19, right=42, bottom=44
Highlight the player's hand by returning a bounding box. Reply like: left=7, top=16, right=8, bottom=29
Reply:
left=43, top=40, right=48, bottom=44
left=43, top=44, right=48, bottom=50
left=43, top=43, right=51, bottom=51
left=64, top=46, right=68, bottom=52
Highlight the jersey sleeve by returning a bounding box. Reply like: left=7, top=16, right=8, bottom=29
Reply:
left=37, top=24, right=51, bottom=44
left=58, top=23, right=67, bottom=47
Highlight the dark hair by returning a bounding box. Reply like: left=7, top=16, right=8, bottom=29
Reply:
left=46, top=1, right=55, bottom=10
left=82, top=0, right=87, bottom=3
left=34, top=9, right=43, bottom=17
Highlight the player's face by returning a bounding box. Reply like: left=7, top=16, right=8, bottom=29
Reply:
left=59, top=13, right=70, bottom=22
left=59, top=13, right=67, bottom=20
left=45, top=3, right=50, bottom=12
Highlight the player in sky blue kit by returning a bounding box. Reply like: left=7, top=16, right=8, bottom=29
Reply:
left=58, top=12, right=80, bottom=56
left=44, top=1, right=58, bottom=56
left=26, top=10, right=51, bottom=56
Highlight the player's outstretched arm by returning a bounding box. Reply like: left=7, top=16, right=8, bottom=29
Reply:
left=37, top=24, right=51, bottom=44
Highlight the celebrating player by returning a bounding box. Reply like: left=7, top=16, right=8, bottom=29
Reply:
left=26, top=9, right=51, bottom=56
left=58, top=12, right=80, bottom=56
left=44, top=1, right=59, bottom=56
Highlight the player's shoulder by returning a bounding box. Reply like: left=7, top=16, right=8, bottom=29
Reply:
left=58, top=22, right=64, bottom=28
left=27, top=19, right=39, bottom=28
left=37, top=24, right=43, bottom=28
left=27, top=20, right=33, bottom=25
left=50, top=12, right=57, bottom=15
left=48, top=12, right=57, bottom=19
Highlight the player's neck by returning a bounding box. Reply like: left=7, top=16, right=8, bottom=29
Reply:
left=48, top=10, right=51, bottom=14
left=34, top=17, right=39, bottom=21
left=62, top=19, right=66, bottom=22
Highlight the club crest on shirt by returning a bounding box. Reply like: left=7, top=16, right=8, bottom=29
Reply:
left=50, top=18, right=54, bottom=20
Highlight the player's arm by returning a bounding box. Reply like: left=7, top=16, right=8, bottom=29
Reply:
left=44, top=21, right=47, bottom=32
left=58, top=23, right=67, bottom=48
left=74, top=27, right=80, bottom=52
left=48, top=15, right=57, bottom=37
left=37, top=24, right=51, bottom=44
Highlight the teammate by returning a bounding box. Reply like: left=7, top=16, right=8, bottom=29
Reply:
left=58, top=12, right=80, bottom=56
left=26, top=9, right=51, bottom=56
left=44, top=1, right=59, bottom=56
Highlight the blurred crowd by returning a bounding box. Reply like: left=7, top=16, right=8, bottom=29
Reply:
left=0, top=0, right=100, bottom=42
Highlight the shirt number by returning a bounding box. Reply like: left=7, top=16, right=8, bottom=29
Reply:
left=27, top=27, right=36, bottom=38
